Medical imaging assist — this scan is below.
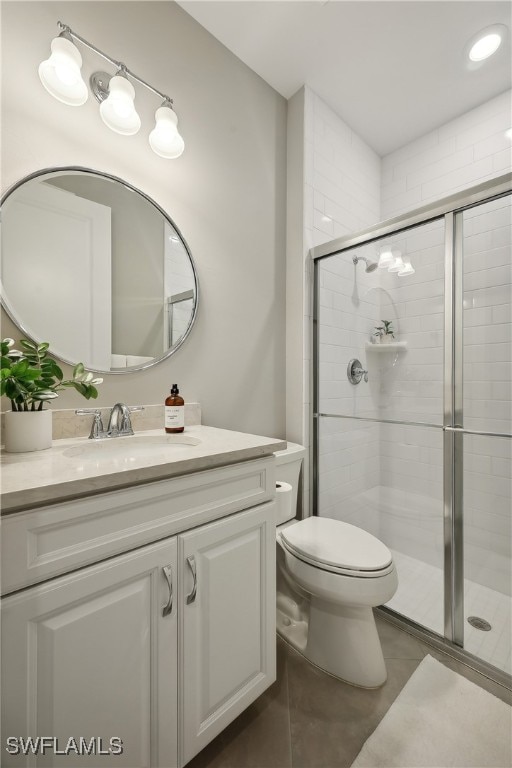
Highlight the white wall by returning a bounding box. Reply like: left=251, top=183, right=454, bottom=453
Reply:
left=1, top=1, right=287, bottom=438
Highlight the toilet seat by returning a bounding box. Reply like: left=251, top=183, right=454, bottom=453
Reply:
left=279, top=517, right=394, bottom=578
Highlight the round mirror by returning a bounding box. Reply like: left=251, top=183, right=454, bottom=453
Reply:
left=1, top=168, right=198, bottom=374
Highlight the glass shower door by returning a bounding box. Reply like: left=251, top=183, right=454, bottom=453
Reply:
left=313, top=177, right=512, bottom=678
left=460, top=194, right=511, bottom=674
left=315, top=218, right=447, bottom=635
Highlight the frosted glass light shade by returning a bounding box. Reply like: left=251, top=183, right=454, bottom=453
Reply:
left=388, top=252, right=405, bottom=272
left=99, top=75, right=141, bottom=135
left=149, top=106, right=185, bottom=159
left=398, top=260, right=415, bottom=276
left=38, top=36, right=88, bottom=106
left=378, top=249, right=394, bottom=268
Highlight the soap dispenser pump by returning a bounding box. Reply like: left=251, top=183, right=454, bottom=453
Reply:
left=165, top=384, right=185, bottom=433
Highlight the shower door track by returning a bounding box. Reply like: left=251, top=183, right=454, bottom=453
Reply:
left=311, top=173, right=512, bottom=686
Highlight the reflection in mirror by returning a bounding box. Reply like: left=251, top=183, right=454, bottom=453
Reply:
left=1, top=168, right=198, bottom=374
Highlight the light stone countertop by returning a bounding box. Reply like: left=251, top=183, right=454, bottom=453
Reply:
left=0, top=425, right=287, bottom=515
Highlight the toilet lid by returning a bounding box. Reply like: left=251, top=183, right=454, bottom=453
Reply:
left=280, top=517, right=392, bottom=572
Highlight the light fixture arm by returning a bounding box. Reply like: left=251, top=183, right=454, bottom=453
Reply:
left=57, top=21, right=173, bottom=105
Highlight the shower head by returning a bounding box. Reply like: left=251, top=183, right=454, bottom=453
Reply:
left=353, top=256, right=378, bottom=273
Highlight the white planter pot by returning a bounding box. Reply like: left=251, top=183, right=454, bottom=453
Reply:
left=380, top=334, right=395, bottom=344
left=3, top=409, right=53, bottom=453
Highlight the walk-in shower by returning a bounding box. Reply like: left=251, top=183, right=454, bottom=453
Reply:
left=311, top=174, right=512, bottom=685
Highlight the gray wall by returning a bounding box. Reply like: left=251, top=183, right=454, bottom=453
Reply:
left=1, top=1, right=287, bottom=438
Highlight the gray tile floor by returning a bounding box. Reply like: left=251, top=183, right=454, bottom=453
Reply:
left=187, top=614, right=512, bottom=768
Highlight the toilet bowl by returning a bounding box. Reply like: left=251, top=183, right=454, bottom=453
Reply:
left=274, top=444, right=398, bottom=688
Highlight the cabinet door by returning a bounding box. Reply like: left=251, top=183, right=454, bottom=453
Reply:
left=179, top=502, right=276, bottom=765
left=1, top=538, right=178, bottom=768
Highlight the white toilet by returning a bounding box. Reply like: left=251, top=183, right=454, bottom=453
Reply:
left=274, top=443, right=398, bottom=688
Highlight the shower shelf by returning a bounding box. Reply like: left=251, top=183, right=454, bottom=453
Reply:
left=365, top=341, right=408, bottom=352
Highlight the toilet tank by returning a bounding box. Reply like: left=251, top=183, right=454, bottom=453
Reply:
left=274, top=442, right=306, bottom=524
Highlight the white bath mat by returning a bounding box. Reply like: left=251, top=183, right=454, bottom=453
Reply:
left=351, top=655, right=512, bottom=768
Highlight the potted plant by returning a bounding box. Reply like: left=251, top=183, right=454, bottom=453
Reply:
left=1, top=338, right=103, bottom=453
left=374, top=320, right=395, bottom=344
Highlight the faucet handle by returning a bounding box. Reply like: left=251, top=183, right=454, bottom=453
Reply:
left=75, top=408, right=105, bottom=439
left=128, top=406, right=145, bottom=413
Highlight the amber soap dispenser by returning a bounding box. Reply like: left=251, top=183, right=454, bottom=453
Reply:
left=165, top=384, right=185, bottom=433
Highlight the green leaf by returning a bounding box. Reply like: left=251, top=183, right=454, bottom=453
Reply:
left=19, top=339, right=38, bottom=352
left=73, top=363, right=85, bottom=378
left=21, top=368, right=44, bottom=381
left=11, top=360, right=29, bottom=376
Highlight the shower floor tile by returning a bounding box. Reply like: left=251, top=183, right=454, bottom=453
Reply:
left=387, top=549, right=511, bottom=675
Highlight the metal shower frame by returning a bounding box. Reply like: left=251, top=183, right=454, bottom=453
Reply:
left=310, top=172, right=512, bottom=686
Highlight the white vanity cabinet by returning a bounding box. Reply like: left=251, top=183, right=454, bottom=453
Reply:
left=1, top=457, right=277, bottom=768
left=1, top=537, right=179, bottom=768
left=179, top=503, right=275, bottom=765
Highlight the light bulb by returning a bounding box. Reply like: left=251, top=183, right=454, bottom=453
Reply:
left=99, top=74, right=141, bottom=135
left=149, top=105, right=185, bottom=159
left=378, top=249, right=394, bottom=268
left=388, top=252, right=405, bottom=273
left=38, top=36, right=88, bottom=106
left=469, top=32, right=502, bottom=61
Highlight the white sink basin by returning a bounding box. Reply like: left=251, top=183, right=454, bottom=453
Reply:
left=62, top=434, right=201, bottom=463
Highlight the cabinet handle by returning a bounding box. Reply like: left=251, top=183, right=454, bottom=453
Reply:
left=186, top=556, right=197, bottom=604
left=162, top=565, right=173, bottom=617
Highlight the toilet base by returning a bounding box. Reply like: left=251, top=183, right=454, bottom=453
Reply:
left=306, top=598, right=387, bottom=688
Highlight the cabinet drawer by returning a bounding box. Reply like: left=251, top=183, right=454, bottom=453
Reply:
left=1, top=457, right=275, bottom=594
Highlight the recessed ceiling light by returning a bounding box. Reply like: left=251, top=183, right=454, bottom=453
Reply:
left=468, top=25, right=506, bottom=62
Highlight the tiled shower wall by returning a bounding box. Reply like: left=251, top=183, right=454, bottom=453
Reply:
left=302, top=87, right=380, bottom=515
left=313, top=88, right=511, bottom=597
left=381, top=91, right=511, bottom=220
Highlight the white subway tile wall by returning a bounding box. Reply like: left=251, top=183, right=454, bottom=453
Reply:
left=303, top=87, right=381, bottom=513
left=463, top=196, right=512, bottom=435
left=381, top=91, right=511, bottom=220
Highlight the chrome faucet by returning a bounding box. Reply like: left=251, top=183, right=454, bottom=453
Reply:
left=107, top=403, right=133, bottom=436
left=76, top=404, right=144, bottom=439
left=347, top=358, right=369, bottom=385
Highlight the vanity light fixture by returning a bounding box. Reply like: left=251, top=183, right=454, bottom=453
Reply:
left=398, top=259, right=415, bottom=276
left=98, top=70, right=141, bottom=136
left=149, top=102, right=185, bottom=159
left=39, top=22, right=184, bottom=158
left=387, top=251, right=405, bottom=273
left=38, top=30, right=88, bottom=106
left=377, top=248, right=394, bottom=269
